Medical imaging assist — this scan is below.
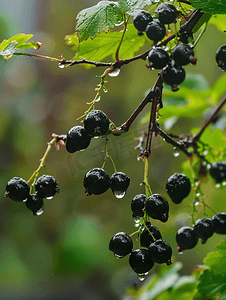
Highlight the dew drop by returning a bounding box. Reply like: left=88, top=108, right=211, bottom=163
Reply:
left=114, top=254, right=123, bottom=259
left=58, top=63, right=65, bottom=69
left=193, top=198, right=199, bottom=206
left=23, top=198, right=28, bottom=202
left=114, top=190, right=126, bottom=199
left=109, top=68, right=120, bottom=77
left=94, top=136, right=99, bottom=139
left=195, top=192, right=200, bottom=197
left=207, top=164, right=211, bottom=169
left=163, top=138, right=166, bottom=141
left=137, top=272, right=148, bottom=281
left=151, top=67, right=155, bottom=71
left=103, top=88, right=107, bottom=93
left=179, top=251, right=183, bottom=255
left=46, top=196, right=53, bottom=200
left=173, top=147, right=180, bottom=157
left=36, top=208, right=44, bottom=216
left=203, top=150, right=208, bottom=156
left=95, top=95, right=101, bottom=102
left=133, top=217, right=140, bottom=224
left=216, top=183, right=221, bottom=188
left=222, top=181, right=226, bottom=186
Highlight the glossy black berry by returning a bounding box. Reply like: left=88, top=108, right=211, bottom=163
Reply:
left=84, top=110, right=109, bottom=137
left=129, top=249, right=154, bottom=274
left=149, top=239, right=172, bottom=265
left=35, top=175, right=60, bottom=199
left=148, top=47, right=171, bottom=69
left=209, top=161, right=226, bottom=183
left=193, top=217, right=215, bottom=244
left=166, top=173, right=191, bottom=204
left=110, top=172, right=130, bottom=198
left=172, top=44, right=196, bottom=66
left=212, top=213, right=226, bottom=234
left=109, top=232, right=133, bottom=258
left=216, top=44, right=226, bottom=71
left=83, top=168, right=110, bottom=196
left=25, top=193, right=44, bottom=215
left=131, top=194, right=146, bottom=218
left=178, top=29, right=193, bottom=44
left=66, top=125, right=91, bottom=153
left=140, top=225, right=162, bottom=248
left=5, top=177, right=30, bottom=202
left=145, top=194, right=169, bottom=222
left=145, top=20, right=166, bottom=43
left=161, top=61, right=186, bottom=91
left=176, top=226, right=198, bottom=252
left=133, top=10, right=153, bottom=32
left=156, top=3, right=177, bottom=24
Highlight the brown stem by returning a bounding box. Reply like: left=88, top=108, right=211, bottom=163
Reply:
left=192, top=96, right=226, bottom=142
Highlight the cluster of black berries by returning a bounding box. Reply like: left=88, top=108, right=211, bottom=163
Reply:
left=66, top=109, right=110, bottom=153
left=109, top=222, right=172, bottom=278
left=83, top=168, right=130, bottom=198
left=131, top=193, right=169, bottom=222
left=209, top=161, right=226, bottom=184
left=133, top=4, right=197, bottom=91
left=133, top=3, right=177, bottom=42
left=216, top=44, right=226, bottom=71
left=4, top=175, right=59, bottom=215
left=176, top=213, right=226, bottom=252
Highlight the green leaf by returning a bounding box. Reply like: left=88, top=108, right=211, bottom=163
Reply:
left=0, top=33, right=42, bottom=60
left=137, top=262, right=182, bottom=300
left=197, top=269, right=226, bottom=299
left=189, top=0, right=226, bottom=14
left=197, top=127, right=226, bottom=150
left=210, top=14, right=226, bottom=31
left=119, top=0, right=155, bottom=16
left=66, top=24, right=146, bottom=61
left=204, top=241, right=226, bottom=275
left=75, top=1, right=124, bottom=42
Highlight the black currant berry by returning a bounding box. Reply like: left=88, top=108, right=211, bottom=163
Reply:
left=35, top=175, right=60, bottom=199
left=145, top=194, right=169, bottom=222
left=166, top=173, right=191, bottom=204
left=148, top=239, right=172, bottom=265
left=212, top=213, right=226, bottom=234
left=156, top=2, right=177, bottom=24
left=110, top=172, right=130, bottom=198
left=176, top=226, right=198, bottom=252
left=131, top=194, right=146, bottom=218
left=145, top=20, right=166, bottom=44
left=129, top=249, right=154, bottom=274
left=216, top=44, right=226, bottom=71
left=140, top=225, right=162, bottom=248
left=193, top=217, right=215, bottom=244
left=84, top=110, right=109, bottom=137
left=4, top=177, right=30, bottom=202
left=209, top=161, right=226, bottom=183
left=25, top=193, right=44, bottom=216
left=66, top=125, right=91, bottom=153
left=178, top=29, right=193, bottom=44
left=161, top=61, right=186, bottom=91
left=133, top=10, right=153, bottom=32
left=109, top=232, right=133, bottom=258
left=83, top=168, right=110, bottom=196
left=148, top=47, right=171, bottom=69
left=172, top=44, right=196, bottom=66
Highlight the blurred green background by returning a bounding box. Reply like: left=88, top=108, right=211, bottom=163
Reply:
left=0, top=1, right=225, bottom=299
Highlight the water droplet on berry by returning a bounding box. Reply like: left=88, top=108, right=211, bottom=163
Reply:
left=35, top=208, right=44, bottom=216
left=203, top=150, right=208, bottom=156
left=222, top=180, right=226, bottom=186
left=137, top=272, right=148, bottom=281
left=178, top=251, right=183, bottom=254
left=216, top=183, right=221, bottom=188
left=114, top=254, right=123, bottom=259
left=58, top=63, right=65, bottom=69
left=195, top=192, right=200, bottom=197
left=207, top=164, right=211, bottom=169
left=95, top=95, right=101, bottom=102
left=173, top=147, right=180, bottom=157
left=46, top=196, right=53, bottom=200
left=109, top=68, right=120, bottom=77
left=94, top=136, right=99, bottom=139
left=23, top=198, right=28, bottom=202
left=151, top=67, right=155, bottom=71
left=163, top=138, right=166, bottom=141
left=114, top=190, right=126, bottom=199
